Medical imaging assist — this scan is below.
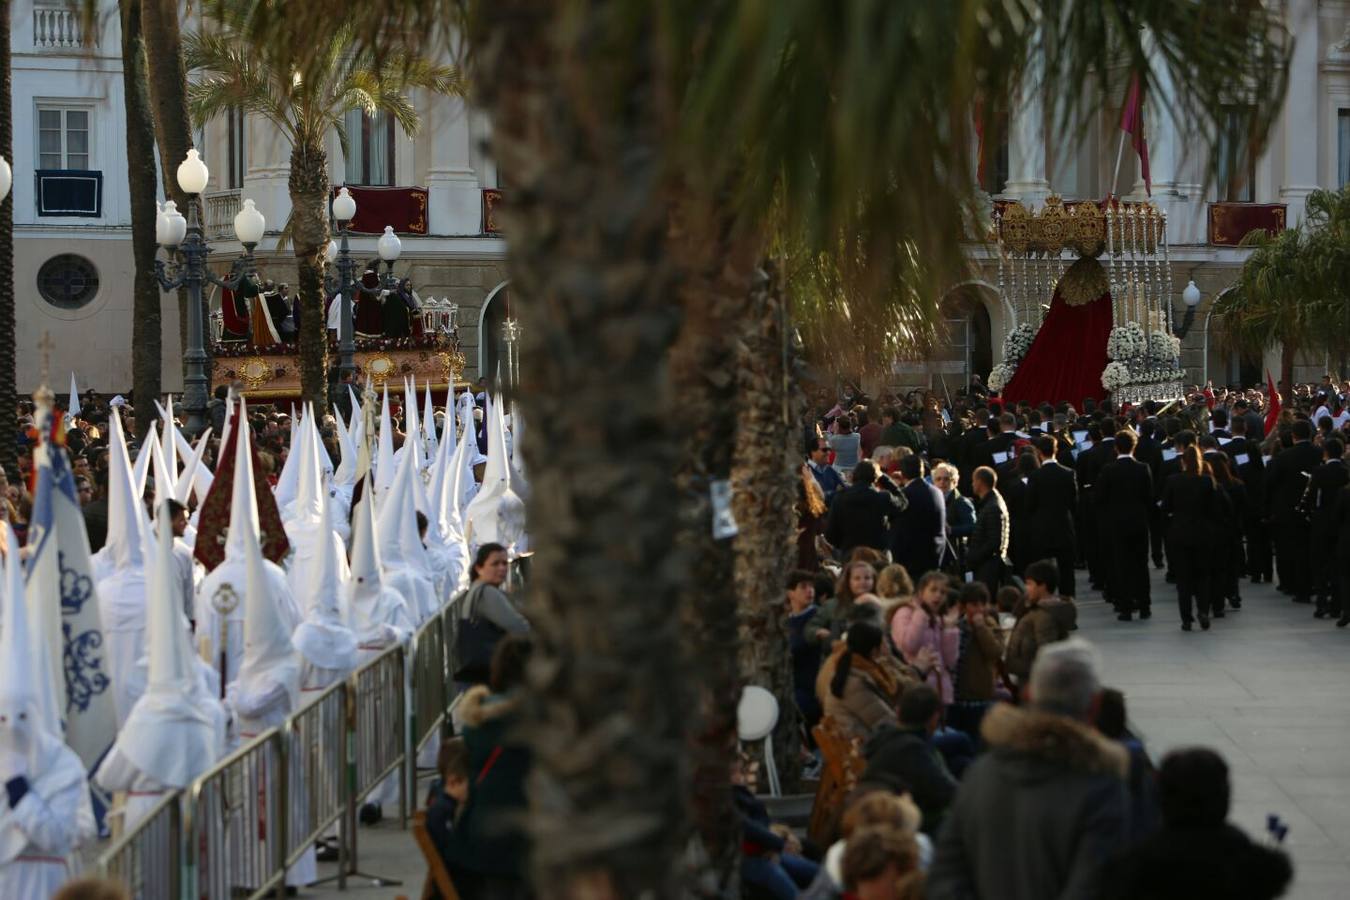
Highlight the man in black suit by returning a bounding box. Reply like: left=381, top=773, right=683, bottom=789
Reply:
left=1026, top=434, right=1078, bottom=599
left=1266, top=419, right=1322, bottom=605
left=1137, top=419, right=1166, bottom=569
left=825, top=460, right=906, bottom=559
left=1308, top=438, right=1349, bottom=618
left=890, top=455, right=946, bottom=579
left=1227, top=415, right=1270, bottom=583
left=1209, top=408, right=1233, bottom=442
left=955, top=408, right=991, bottom=496
left=979, top=412, right=1020, bottom=474
left=1095, top=430, right=1154, bottom=621
left=966, top=466, right=1010, bottom=596
left=1077, top=417, right=1119, bottom=594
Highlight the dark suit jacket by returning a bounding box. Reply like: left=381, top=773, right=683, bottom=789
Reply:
left=980, top=432, right=1020, bottom=473
left=891, top=478, right=946, bottom=578
left=1266, top=441, right=1322, bottom=523
left=825, top=480, right=905, bottom=555
left=1161, top=472, right=1217, bottom=549
left=1026, top=461, right=1077, bottom=550
left=1308, top=459, right=1350, bottom=537
left=1095, top=456, right=1153, bottom=536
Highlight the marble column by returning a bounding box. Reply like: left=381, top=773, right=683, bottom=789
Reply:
left=424, top=92, right=484, bottom=236
left=1003, top=38, right=1051, bottom=205
left=1279, top=0, right=1319, bottom=224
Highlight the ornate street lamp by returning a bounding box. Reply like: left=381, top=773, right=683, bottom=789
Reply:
left=323, top=190, right=404, bottom=377
left=154, top=149, right=263, bottom=438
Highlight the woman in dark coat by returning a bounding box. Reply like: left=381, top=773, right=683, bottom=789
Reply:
left=1161, top=446, right=1218, bottom=631
left=1209, top=453, right=1247, bottom=613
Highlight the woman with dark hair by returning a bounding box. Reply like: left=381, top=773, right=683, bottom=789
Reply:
left=444, top=636, right=533, bottom=900
left=453, top=543, right=529, bottom=684
left=1208, top=453, right=1247, bottom=613
left=1161, top=446, right=1218, bottom=631
left=822, top=622, right=898, bottom=738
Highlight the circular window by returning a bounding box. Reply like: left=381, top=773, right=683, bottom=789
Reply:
left=37, top=254, right=99, bottom=310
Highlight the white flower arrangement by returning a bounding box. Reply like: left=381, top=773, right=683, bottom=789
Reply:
left=1148, top=331, right=1181, bottom=364
left=1102, top=361, right=1132, bottom=393
left=1106, top=322, right=1148, bottom=362
left=1001, top=323, right=1038, bottom=365
left=988, top=363, right=1015, bottom=393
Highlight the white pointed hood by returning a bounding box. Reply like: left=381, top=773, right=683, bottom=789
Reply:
left=347, top=385, right=362, bottom=436
left=68, top=373, right=81, bottom=418
left=429, top=399, right=463, bottom=540
left=106, top=409, right=148, bottom=571
left=422, top=383, right=438, bottom=458
left=160, top=396, right=179, bottom=491
left=176, top=427, right=212, bottom=503
left=238, top=427, right=300, bottom=705
left=272, top=410, right=302, bottom=513
left=333, top=404, right=357, bottom=487
left=288, top=405, right=324, bottom=525
left=375, top=386, right=396, bottom=499
left=464, top=394, right=527, bottom=552
left=2, top=522, right=61, bottom=739
left=376, top=445, right=415, bottom=568
left=133, top=423, right=154, bottom=499
left=148, top=423, right=175, bottom=511
left=224, top=404, right=258, bottom=559
left=291, top=488, right=358, bottom=673
left=347, top=476, right=391, bottom=636
left=452, top=398, right=479, bottom=520
left=116, top=507, right=218, bottom=787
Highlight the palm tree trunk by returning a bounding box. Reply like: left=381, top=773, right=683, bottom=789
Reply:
left=470, top=3, right=692, bottom=897
left=141, top=0, right=197, bottom=382
left=0, top=0, right=14, bottom=476
left=732, top=261, right=804, bottom=790
left=288, top=142, right=329, bottom=413
left=669, top=204, right=755, bottom=897
left=121, top=0, right=162, bottom=436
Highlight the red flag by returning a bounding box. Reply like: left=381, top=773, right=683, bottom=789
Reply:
left=1119, top=73, right=1151, bottom=197
left=1264, top=370, right=1282, bottom=434
left=1202, top=385, right=1215, bottom=410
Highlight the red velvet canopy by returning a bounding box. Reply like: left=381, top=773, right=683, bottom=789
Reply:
left=1000, top=287, right=1113, bottom=407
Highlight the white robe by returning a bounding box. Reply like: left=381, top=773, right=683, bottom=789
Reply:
left=0, top=740, right=95, bottom=900
left=197, top=559, right=298, bottom=693
left=93, top=747, right=169, bottom=833
left=231, top=681, right=317, bottom=888
left=96, top=567, right=148, bottom=726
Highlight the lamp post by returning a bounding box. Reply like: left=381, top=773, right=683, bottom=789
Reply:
left=154, top=149, right=264, bottom=438
left=323, top=190, right=404, bottom=377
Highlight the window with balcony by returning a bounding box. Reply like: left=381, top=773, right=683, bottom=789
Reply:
left=1216, top=105, right=1255, bottom=203
left=37, top=105, right=100, bottom=216
left=38, top=106, right=90, bottom=170
left=227, top=106, right=246, bottom=190
left=343, top=109, right=395, bottom=186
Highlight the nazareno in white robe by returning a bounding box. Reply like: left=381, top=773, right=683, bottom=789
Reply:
left=0, top=733, right=96, bottom=899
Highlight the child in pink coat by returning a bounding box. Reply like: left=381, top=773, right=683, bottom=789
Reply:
left=889, top=571, right=962, bottom=705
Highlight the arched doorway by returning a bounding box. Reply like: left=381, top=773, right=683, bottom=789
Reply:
left=936, top=285, right=995, bottom=395
left=477, top=281, right=512, bottom=387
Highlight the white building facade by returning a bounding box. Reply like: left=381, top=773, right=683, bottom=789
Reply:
left=13, top=1, right=1350, bottom=393
left=12, top=0, right=509, bottom=394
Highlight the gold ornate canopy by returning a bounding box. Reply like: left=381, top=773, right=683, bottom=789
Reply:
left=993, top=196, right=1172, bottom=331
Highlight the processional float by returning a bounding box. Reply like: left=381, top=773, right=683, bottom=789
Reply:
left=988, top=196, right=1184, bottom=407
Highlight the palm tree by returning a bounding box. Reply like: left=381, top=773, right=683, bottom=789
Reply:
left=0, top=0, right=13, bottom=476
left=205, top=1, right=1293, bottom=895
left=140, top=0, right=197, bottom=375
left=183, top=9, right=463, bottom=411
left=121, top=0, right=165, bottom=436
left=1215, top=186, right=1350, bottom=389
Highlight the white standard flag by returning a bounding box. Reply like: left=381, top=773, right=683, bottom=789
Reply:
left=27, top=418, right=118, bottom=769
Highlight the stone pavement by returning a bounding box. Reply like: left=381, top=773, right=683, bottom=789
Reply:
left=304, top=813, right=430, bottom=900
left=1079, top=567, right=1350, bottom=900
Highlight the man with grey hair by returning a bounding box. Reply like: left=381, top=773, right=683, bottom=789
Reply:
left=928, top=638, right=1130, bottom=900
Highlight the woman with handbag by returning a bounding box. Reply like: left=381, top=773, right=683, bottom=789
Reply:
left=454, top=543, right=529, bottom=685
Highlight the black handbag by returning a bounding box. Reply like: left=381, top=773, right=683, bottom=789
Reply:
left=452, top=586, right=506, bottom=683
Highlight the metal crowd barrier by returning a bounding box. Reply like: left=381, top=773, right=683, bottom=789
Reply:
left=287, top=680, right=349, bottom=884
left=186, top=728, right=289, bottom=900
left=97, top=792, right=182, bottom=900
left=96, top=625, right=475, bottom=898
